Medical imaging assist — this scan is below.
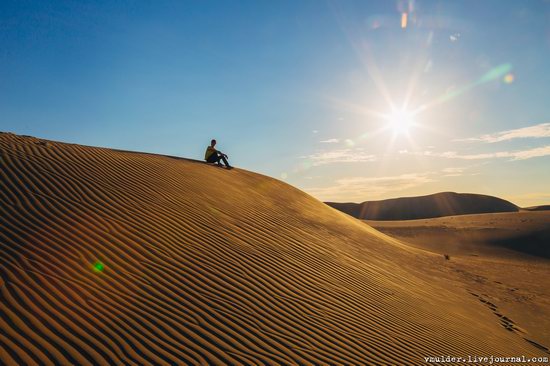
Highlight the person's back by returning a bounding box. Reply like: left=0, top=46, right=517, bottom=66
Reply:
left=204, top=139, right=231, bottom=168
left=205, top=145, right=217, bottom=161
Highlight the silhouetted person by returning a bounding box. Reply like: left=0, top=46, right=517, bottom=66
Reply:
left=205, top=139, right=231, bottom=168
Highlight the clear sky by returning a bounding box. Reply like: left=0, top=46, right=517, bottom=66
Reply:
left=1, top=0, right=549, bottom=206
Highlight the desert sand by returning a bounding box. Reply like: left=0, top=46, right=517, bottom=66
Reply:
left=1, top=133, right=549, bottom=365
left=366, top=212, right=550, bottom=356
left=326, top=192, right=519, bottom=221
left=365, top=211, right=550, bottom=259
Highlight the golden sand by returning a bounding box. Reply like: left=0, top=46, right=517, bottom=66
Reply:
left=0, top=133, right=546, bottom=365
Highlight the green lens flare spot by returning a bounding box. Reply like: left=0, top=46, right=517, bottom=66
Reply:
left=93, top=261, right=105, bottom=272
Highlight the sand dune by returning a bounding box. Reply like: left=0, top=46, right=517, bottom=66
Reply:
left=366, top=211, right=550, bottom=259
left=524, top=205, right=550, bottom=212
left=326, top=192, right=519, bottom=220
left=366, top=212, right=550, bottom=351
left=1, top=133, right=547, bottom=365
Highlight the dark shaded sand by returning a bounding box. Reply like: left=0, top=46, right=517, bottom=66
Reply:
left=1, top=132, right=548, bottom=365
left=327, top=192, right=519, bottom=220
left=366, top=211, right=550, bottom=352
left=524, top=205, right=550, bottom=212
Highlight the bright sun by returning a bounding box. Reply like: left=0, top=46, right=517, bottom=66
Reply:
left=388, top=109, right=414, bottom=135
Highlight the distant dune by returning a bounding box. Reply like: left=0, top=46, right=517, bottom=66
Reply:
left=0, top=133, right=546, bottom=365
left=366, top=211, right=550, bottom=259
left=326, top=192, right=519, bottom=220
left=524, top=205, right=550, bottom=212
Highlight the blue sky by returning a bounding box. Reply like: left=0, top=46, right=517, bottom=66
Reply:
left=1, top=1, right=549, bottom=206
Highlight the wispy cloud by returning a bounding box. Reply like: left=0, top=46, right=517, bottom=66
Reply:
left=402, top=145, right=550, bottom=161
left=441, top=167, right=465, bottom=177
left=507, top=146, right=550, bottom=160
left=303, top=149, right=376, bottom=166
left=304, top=173, right=434, bottom=201
left=456, top=122, right=550, bottom=143
left=319, top=138, right=340, bottom=143
left=440, top=163, right=485, bottom=176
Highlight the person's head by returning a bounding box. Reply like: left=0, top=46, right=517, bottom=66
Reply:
left=211, top=139, right=216, bottom=147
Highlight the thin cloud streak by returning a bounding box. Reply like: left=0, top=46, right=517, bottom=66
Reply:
left=456, top=122, right=550, bottom=143
left=319, top=138, right=340, bottom=143
left=441, top=167, right=465, bottom=177
left=402, top=145, right=550, bottom=161
left=303, top=149, right=376, bottom=166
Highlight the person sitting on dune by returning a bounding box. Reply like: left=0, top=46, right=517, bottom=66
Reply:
left=205, top=139, right=231, bottom=168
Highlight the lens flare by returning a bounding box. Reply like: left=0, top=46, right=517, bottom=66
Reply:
left=421, top=63, right=514, bottom=108
left=479, top=63, right=512, bottom=83
left=93, top=261, right=105, bottom=272
left=401, top=13, right=408, bottom=28
left=503, top=73, right=514, bottom=84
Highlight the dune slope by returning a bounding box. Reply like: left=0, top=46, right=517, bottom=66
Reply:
left=0, top=133, right=545, bottom=365
left=365, top=212, right=550, bottom=259
left=365, top=212, right=550, bottom=348
left=327, top=192, right=519, bottom=220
